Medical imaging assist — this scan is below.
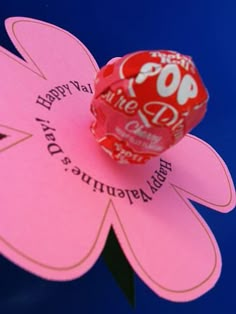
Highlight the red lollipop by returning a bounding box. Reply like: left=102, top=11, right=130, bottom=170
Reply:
left=91, top=50, right=208, bottom=164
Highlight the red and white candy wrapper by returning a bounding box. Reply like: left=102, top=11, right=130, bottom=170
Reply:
left=91, top=50, right=208, bottom=164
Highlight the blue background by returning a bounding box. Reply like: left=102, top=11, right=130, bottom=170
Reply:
left=0, top=0, right=235, bottom=313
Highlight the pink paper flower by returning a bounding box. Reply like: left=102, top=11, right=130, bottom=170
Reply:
left=0, top=17, right=235, bottom=302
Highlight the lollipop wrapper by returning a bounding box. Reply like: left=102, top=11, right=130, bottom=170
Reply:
left=91, top=50, right=208, bottom=164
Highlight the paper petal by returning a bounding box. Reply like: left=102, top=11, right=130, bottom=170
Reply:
left=165, top=135, right=235, bottom=212
left=0, top=17, right=111, bottom=280
left=4, top=17, right=98, bottom=80
left=112, top=185, right=221, bottom=302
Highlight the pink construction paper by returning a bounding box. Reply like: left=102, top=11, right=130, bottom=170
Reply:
left=0, top=17, right=235, bottom=302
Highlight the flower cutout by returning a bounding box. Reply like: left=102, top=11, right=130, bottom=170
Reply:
left=0, top=17, right=235, bottom=302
